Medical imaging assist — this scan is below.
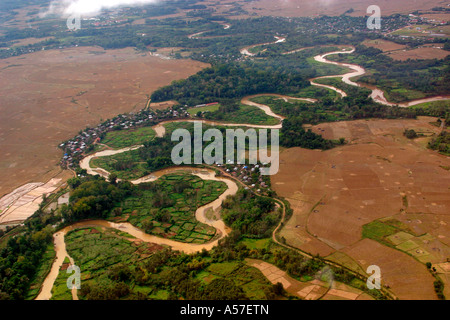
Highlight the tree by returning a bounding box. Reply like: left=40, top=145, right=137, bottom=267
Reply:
left=67, top=177, right=81, bottom=189
left=109, top=173, right=118, bottom=185
left=272, top=282, right=285, bottom=295
left=404, top=129, right=418, bottom=139
left=141, top=218, right=154, bottom=233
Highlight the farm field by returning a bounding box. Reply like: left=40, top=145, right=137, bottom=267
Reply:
left=1, top=0, right=450, bottom=302
left=112, top=173, right=227, bottom=244
left=194, top=260, right=277, bottom=300
left=386, top=47, right=450, bottom=61
left=246, top=258, right=373, bottom=300
left=411, top=100, right=450, bottom=113
left=272, top=117, right=450, bottom=299
left=359, top=39, right=449, bottom=61
left=390, top=24, right=450, bottom=38
left=361, top=39, right=407, bottom=53
left=239, top=0, right=447, bottom=17
left=0, top=46, right=208, bottom=198
left=419, top=13, right=450, bottom=23
left=100, top=126, right=157, bottom=150
left=187, top=104, right=220, bottom=115
left=50, top=226, right=164, bottom=300
left=204, top=104, right=281, bottom=126
left=325, top=51, right=448, bottom=103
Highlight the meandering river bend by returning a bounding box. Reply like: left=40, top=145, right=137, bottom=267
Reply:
left=36, top=42, right=448, bottom=299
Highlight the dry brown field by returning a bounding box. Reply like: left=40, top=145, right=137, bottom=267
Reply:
left=0, top=46, right=208, bottom=198
left=386, top=47, right=450, bottom=61
left=362, top=39, right=407, bottom=52
left=272, top=117, right=450, bottom=299
left=1, top=6, right=44, bottom=29
left=239, top=0, right=447, bottom=17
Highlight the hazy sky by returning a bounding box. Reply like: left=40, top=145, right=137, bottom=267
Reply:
left=44, top=0, right=160, bottom=17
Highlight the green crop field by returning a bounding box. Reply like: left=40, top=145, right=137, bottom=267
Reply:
left=362, top=220, right=398, bottom=244
left=188, top=104, right=220, bottom=115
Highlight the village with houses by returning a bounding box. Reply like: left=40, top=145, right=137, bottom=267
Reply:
left=59, top=100, right=274, bottom=196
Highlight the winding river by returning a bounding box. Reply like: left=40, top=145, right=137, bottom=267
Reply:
left=36, top=166, right=238, bottom=300
left=36, top=90, right=302, bottom=300
left=243, top=39, right=449, bottom=106
left=37, top=39, right=448, bottom=299
left=187, top=23, right=231, bottom=40
left=240, top=36, right=286, bottom=57
left=309, top=47, right=450, bottom=107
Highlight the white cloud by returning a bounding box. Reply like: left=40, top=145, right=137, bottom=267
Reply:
left=43, top=0, right=160, bottom=17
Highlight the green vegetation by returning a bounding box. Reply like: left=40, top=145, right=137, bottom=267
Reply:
left=404, top=129, right=419, bottom=139
left=263, top=244, right=388, bottom=300
left=91, top=122, right=195, bottom=180
left=187, top=103, right=220, bottom=115
left=53, top=224, right=389, bottom=300
left=240, top=238, right=271, bottom=250
left=25, top=243, right=56, bottom=300
left=202, top=100, right=279, bottom=125
left=306, top=54, right=350, bottom=77
left=0, top=217, right=56, bottom=299
left=151, top=61, right=309, bottom=106
left=411, top=102, right=450, bottom=133
left=91, top=122, right=276, bottom=181
left=363, top=218, right=447, bottom=299
left=428, top=131, right=450, bottom=155
left=411, top=100, right=450, bottom=114
left=55, top=228, right=289, bottom=300
left=313, top=76, right=372, bottom=98
left=222, top=189, right=280, bottom=239
left=51, top=227, right=150, bottom=300
left=116, top=173, right=226, bottom=243
left=91, top=148, right=149, bottom=180
left=362, top=220, right=398, bottom=245
left=2, top=5, right=448, bottom=301
left=63, top=177, right=133, bottom=222
left=280, top=117, right=337, bottom=150
left=434, top=279, right=445, bottom=300
left=65, top=171, right=227, bottom=244
left=51, top=257, right=75, bottom=301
